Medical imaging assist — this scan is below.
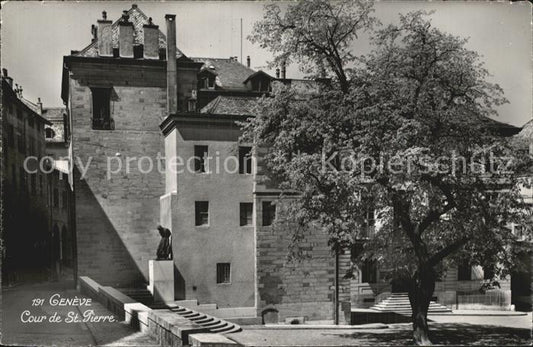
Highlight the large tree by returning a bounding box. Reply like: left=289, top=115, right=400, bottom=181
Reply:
left=246, top=2, right=532, bottom=345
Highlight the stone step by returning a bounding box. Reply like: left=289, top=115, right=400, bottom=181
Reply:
left=167, top=303, right=242, bottom=334
left=202, top=320, right=226, bottom=329
left=222, top=325, right=243, bottom=334
left=211, top=324, right=238, bottom=333
left=373, top=302, right=446, bottom=308
left=371, top=293, right=451, bottom=313
left=195, top=317, right=215, bottom=324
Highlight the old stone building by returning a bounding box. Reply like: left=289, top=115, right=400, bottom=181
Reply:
left=62, top=4, right=347, bottom=322
left=2, top=70, right=52, bottom=284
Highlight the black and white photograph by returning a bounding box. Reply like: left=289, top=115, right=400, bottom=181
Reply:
left=1, top=1, right=532, bottom=346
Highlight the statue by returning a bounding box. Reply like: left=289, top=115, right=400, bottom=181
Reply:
left=156, top=225, right=172, bottom=260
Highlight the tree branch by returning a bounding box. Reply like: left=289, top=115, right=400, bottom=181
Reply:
left=428, top=236, right=470, bottom=267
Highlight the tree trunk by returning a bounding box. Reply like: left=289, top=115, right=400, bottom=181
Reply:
left=408, top=268, right=437, bottom=346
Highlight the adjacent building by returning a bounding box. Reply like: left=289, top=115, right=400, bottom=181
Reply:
left=2, top=69, right=52, bottom=284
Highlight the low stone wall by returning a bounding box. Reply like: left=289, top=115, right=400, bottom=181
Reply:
left=77, top=276, right=241, bottom=346
left=456, top=290, right=512, bottom=310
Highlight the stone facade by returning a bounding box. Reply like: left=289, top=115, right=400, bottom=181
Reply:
left=66, top=72, right=166, bottom=286
left=1, top=71, right=54, bottom=284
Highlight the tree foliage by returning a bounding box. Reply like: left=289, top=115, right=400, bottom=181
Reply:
left=246, top=2, right=532, bottom=344
left=249, top=0, right=378, bottom=92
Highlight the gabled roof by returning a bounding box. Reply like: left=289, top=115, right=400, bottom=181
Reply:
left=192, top=57, right=256, bottom=90
left=75, top=5, right=185, bottom=59
left=200, top=95, right=258, bottom=116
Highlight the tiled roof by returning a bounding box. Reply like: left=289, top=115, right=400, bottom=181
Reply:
left=76, top=5, right=185, bottom=58
left=20, top=97, right=41, bottom=114
left=200, top=96, right=258, bottom=116
left=16, top=97, right=51, bottom=125
left=192, top=58, right=256, bottom=90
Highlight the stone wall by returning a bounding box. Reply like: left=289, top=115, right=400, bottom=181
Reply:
left=255, top=196, right=349, bottom=322
left=69, top=69, right=166, bottom=287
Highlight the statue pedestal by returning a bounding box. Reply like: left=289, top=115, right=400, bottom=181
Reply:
left=148, top=260, right=174, bottom=303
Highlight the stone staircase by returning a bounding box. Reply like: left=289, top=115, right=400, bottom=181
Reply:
left=168, top=304, right=242, bottom=334
left=370, top=293, right=452, bottom=314
left=117, top=288, right=242, bottom=334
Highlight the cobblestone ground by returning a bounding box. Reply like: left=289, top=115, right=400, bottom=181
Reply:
left=1, top=281, right=159, bottom=347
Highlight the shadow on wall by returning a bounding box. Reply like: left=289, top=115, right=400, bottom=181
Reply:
left=75, top=168, right=145, bottom=287
left=174, top=264, right=186, bottom=300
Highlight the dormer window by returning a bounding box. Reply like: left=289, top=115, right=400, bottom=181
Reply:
left=198, top=69, right=217, bottom=90
left=199, top=76, right=215, bottom=90
left=244, top=71, right=273, bottom=93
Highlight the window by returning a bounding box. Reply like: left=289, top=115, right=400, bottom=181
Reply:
left=62, top=191, right=68, bottom=210
left=7, top=124, right=14, bottom=147
left=30, top=174, right=36, bottom=195
left=238, top=146, right=252, bottom=174
left=53, top=188, right=59, bottom=208
left=362, top=260, right=377, bottom=283
left=91, top=87, right=112, bottom=130
left=240, top=203, right=253, bottom=226
left=262, top=201, right=276, bottom=226
left=458, top=261, right=472, bottom=281
left=194, top=145, right=208, bottom=173
left=45, top=128, right=55, bottom=139
left=28, top=117, right=34, bottom=128
left=361, top=202, right=375, bottom=238
left=187, top=99, right=196, bottom=112
left=216, top=263, right=231, bottom=284
left=16, top=109, right=22, bottom=119
left=20, top=170, right=26, bottom=192
left=17, top=133, right=25, bottom=153
left=483, top=265, right=495, bottom=280
left=29, top=139, right=35, bottom=154
left=12, top=165, right=16, bottom=187
left=195, top=201, right=209, bottom=226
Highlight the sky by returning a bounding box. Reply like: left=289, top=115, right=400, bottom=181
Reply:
left=1, top=1, right=531, bottom=126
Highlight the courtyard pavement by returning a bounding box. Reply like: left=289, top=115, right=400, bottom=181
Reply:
left=1, top=281, right=531, bottom=346
left=1, top=280, right=158, bottom=347
left=230, top=317, right=531, bottom=346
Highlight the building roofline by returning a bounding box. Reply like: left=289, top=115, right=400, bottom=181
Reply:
left=160, top=112, right=252, bottom=136
left=2, top=79, right=52, bottom=125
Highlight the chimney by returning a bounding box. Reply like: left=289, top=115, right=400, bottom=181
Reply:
left=281, top=61, right=286, bottom=79
left=165, top=14, right=178, bottom=114
left=2, top=68, right=13, bottom=88
left=143, top=17, right=159, bottom=59
left=91, top=25, right=97, bottom=43
left=37, top=97, right=43, bottom=115
left=97, top=11, right=113, bottom=57
left=275, top=68, right=280, bottom=79
left=119, top=11, right=134, bottom=58
left=246, top=55, right=250, bottom=68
